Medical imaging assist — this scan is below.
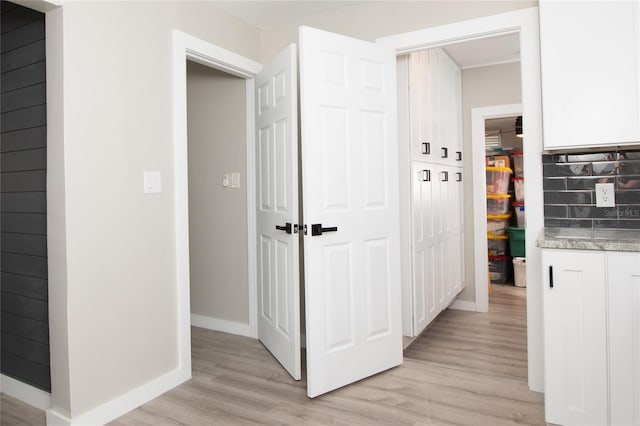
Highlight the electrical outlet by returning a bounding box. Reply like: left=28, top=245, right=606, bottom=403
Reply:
left=595, top=183, right=615, bottom=207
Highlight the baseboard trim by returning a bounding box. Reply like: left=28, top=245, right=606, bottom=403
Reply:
left=0, top=374, right=51, bottom=411
left=449, top=299, right=477, bottom=312
left=190, top=314, right=252, bottom=338
left=45, top=366, right=190, bottom=426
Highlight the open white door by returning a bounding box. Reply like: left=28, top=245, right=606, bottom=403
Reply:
left=256, top=44, right=301, bottom=380
left=299, top=27, right=403, bottom=398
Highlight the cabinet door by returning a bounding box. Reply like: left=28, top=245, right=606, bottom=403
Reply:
left=411, top=161, right=439, bottom=334
left=542, top=250, right=608, bottom=426
left=409, top=51, right=432, bottom=162
left=539, top=0, right=640, bottom=148
left=608, top=253, right=640, bottom=426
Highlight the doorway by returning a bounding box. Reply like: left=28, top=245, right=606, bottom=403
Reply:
left=379, top=7, right=544, bottom=392
left=186, top=61, right=252, bottom=337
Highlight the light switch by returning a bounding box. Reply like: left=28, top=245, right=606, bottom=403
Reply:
left=231, top=172, right=240, bottom=188
left=143, top=171, right=161, bottom=194
left=222, top=173, right=230, bottom=188
left=595, top=183, right=615, bottom=207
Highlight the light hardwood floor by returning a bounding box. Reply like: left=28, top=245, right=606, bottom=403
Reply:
left=1, top=284, right=543, bottom=425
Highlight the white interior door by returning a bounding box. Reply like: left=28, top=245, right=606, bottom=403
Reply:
left=256, top=44, right=301, bottom=380
left=299, top=26, right=402, bottom=398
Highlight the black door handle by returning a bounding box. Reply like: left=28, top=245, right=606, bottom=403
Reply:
left=311, top=224, right=338, bottom=236
left=422, top=142, right=430, bottom=155
left=456, top=172, right=462, bottom=182
left=549, top=266, right=554, bottom=288
left=441, top=171, right=448, bottom=182
left=456, top=151, right=462, bottom=161
left=441, top=147, right=448, bottom=158
left=421, top=169, right=431, bottom=182
left=275, top=223, right=292, bottom=234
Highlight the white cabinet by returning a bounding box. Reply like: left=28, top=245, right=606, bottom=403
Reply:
left=607, top=253, right=640, bottom=426
left=539, top=0, right=640, bottom=149
left=542, top=249, right=640, bottom=425
left=411, top=161, right=464, bottom=336
left=542, top=250, right=608, bottom=426
left=409, top=49, right=463, bottom=164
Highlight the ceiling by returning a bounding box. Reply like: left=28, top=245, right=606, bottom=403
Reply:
left=442, top=33, right=520, bottom=69
left=210, top=1, right=520, bottom=68
left=486, top=117, right=519, bottom=135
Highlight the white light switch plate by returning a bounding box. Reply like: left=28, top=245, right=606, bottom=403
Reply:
left=595, top=183, right=615, bottom=207
left=231, top=172, right=240, bottom=188
left=143, top=171, right=161, bottom=194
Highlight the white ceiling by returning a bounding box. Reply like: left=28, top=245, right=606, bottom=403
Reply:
left=210, top=1, right=520, bottom=68
left=442, top=32, right=520, bottom=69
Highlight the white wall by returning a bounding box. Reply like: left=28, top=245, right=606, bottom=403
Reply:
left=47, top=1, right=260, bottom=419
left=259, top=1, right=537, bottom=61
left=186, top=62, right=249, bottom=325
left=458, top=62, right=522, bottom=302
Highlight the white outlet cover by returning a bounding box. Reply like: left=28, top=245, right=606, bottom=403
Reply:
left=143, top=171, right=161, bottom=194
left=595, top=182, right=615, bottom=207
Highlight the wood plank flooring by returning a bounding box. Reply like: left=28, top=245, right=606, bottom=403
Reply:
left=1, top=284, right=544, bottom=425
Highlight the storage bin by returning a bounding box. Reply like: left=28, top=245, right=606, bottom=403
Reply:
left=487, top=213, right=511, bottom=236
left=513, top=257, right=526, bottom=287
left=487, top=234, right=508, bottom=256
left=486, top=154, right=511, bottom=169
left=489, top=255, right=511, bottom=284
left=486, top=166, right=513, bottom=194
left=511, top=152, right=524, bottom=177
left=508, top=227, right=526, bottom=257
left=487, top=193, right=511, bottom=215
left=513, top=177, right=524, bottom=202
left=513, top=202, right=525, bottom=228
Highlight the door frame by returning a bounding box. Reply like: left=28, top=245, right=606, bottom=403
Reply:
left=172, top=30, right=261, bottom=379
left=471, top=103, right=522, bottom=313
left=377, top=6, right=544, bottom=393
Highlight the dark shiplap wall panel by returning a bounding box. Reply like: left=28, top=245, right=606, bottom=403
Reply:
left=2, top=82, right=46, bottom=113
left=1, top=272, right=47, bottom=300
left=0, top=0, right=50, bottom=391
left=1, top=126, right=46, bottom=152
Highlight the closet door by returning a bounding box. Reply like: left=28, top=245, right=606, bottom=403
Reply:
left=299, top=26, right=402, bottom=398
left=255, top=44, right=301, bottom=380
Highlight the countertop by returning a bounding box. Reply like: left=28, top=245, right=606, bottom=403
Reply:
left=538, top=228, right=640, bottom=252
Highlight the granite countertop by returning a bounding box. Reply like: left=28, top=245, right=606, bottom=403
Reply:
left=538, top=228, right=640, bottom=252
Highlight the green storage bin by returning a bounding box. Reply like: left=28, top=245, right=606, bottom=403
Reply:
left=508, top=227, right=525, bottom=257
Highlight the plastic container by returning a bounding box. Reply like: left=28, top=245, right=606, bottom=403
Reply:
left=513, top=177, right=524, bottom=202
left=486, top=154, right=511, bottom=169
left=487, top=193, right=511, bottom=215
left=487, top=234, right=508, bottom=256
left=511, top=152, right=524, bottom=177
left=513, top=202, right=525, bottom=228
left=513, top=257, right=526, bottom=287
left=508, top=227, right=526, bottom=257
left=487, top=214, right=511, bottom=236
left=486, top=166, right=513, bottom=194
left=489, top=255, right=511, bottom=284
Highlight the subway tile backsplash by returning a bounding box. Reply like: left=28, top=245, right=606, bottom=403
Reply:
left=542, top=149, right=640, bottom=230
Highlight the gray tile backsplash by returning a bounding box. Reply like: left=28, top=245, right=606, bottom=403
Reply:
left=542, top=149, right=640, bottom=230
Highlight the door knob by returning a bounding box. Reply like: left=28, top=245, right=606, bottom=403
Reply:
left=275, top=223, right=293, bottom=234
left=310, top=224, right=338, bottom=236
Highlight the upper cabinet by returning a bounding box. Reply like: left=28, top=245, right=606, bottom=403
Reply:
left=409, top=49, right=463, bottom=164
left=539, top=0, right=640, bottom=149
